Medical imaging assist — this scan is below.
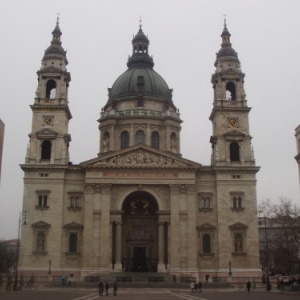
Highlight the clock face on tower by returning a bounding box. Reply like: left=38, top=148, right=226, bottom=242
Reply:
left=43, top=116, right=54, bottom=127
left=228, top=118, right=238, bottom=128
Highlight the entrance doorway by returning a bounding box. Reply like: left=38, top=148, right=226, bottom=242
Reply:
left=133, top=247, right=147, bottom=272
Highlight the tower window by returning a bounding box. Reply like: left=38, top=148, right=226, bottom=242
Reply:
left=230, top=142, right=240, bottom=161
left=202, top=234, right=211, bottom=253
left=46, top=79, right=56, bottom=99
left=121, top=131, right=130, bottom=149
left=137, top=76, right=145, bottom=86
left=233, top=197, right=242, bottom=208
left=38, top=195, right=48, bottom=207
left=41, top=140, right=51, bottom=160
left=69, top=233, right=78, bottom=252
left=135, top=130, right=145, bottom=144
left=200, top=197, right=211, bottom=208
left=151, top=131, right=159, bottom=149
left=226, top=82, right=236, bottom=100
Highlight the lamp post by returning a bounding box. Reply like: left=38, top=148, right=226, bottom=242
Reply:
left=263, top=216, right=272, bottom=291
left=229, top=261, right=232, bottom=276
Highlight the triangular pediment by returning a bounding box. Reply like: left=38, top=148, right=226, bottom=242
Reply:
left=197, top=223, right=216, bottom=231
left=229, top=222, right=248, bottom=230
left=224, top=130, right=245, bottom=137
left=221, top=68, right=244, bottom=76
left=32, top=221, right=51, bottom=229
left=81, top=144, right=201, bottom=169
left=36, top=128, right=58, bottom=138
left=63, top=222, right=83, bottom=230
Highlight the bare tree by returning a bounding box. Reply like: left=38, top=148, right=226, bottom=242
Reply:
left=0, top=240, right=17, bottom=274
left=258, top=198, right=300, bottom=275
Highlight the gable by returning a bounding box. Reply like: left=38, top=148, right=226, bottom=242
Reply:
left=32, top=221, right=51, bottom=229
left=81, top=145, right=201, bottom=169
left=63, top=222, right=83, bottom=230
left=229, top=222, right=248, bottom=230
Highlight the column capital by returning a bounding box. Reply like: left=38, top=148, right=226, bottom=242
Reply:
left=169, top=184, right=180, bottom=194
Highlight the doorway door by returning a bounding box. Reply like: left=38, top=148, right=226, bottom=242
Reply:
left=133, top=247, right=147, bottom=272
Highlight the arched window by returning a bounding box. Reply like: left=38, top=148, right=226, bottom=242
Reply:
left=46, top=80, right=56, bottom=99
left=202, top=234, right=211, bottom=253
left=230, top=142, right=240, bottom=161
left=151, top=131, right=159, bottom=149
left=234, top=234, right=243, bottom=252
left=121, top=131, right=130, bottom=149
left=69, top=233, right=78, bottom=252
left=41, top=140, right=51, bottom=160
left=226, top=82, right=236, bottom=100
left=135, top=130, right=145, bottom=144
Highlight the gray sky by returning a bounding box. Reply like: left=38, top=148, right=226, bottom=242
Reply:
left=0, top=0, right=299, bottom=240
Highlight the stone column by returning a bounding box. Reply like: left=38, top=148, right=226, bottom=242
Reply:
left=187, top=185, right=197, bottom=271
left=82, top=184, right=94, bottom=271
left=100, top=184, right=112, bottom=271
left=146, top=124, right=151, bottom=146
left=169, top=184, right=180, bottom=272
left=114, top=221, right=122, bottom=271
left=130, top=123, right=134, bottom=146
left=157, top=221, right=165, bottom=272
left=50, top=139, right=55, bottom=164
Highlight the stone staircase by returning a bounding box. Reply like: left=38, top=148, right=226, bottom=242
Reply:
left=49, top=272, right=229, bottom=289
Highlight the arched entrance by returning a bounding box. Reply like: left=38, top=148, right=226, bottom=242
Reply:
left=121, top=191, right=159, bottom=272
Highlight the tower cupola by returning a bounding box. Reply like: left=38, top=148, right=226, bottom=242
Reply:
left=216, top=19, right=238, bottom=61
left=43, top=17, right=68, bottom=64
left=127, top=20, right=154, bottom=69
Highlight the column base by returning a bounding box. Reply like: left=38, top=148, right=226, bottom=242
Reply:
left=113, top=263, right=123, bottom=272
left=157, top=263, right=167, bottom=272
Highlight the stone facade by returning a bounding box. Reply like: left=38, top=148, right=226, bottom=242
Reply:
left=19, top=19, right=261, bottom=280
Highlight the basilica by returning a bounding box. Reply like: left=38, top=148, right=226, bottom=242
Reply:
left=19, top=18, right=261, bottom=280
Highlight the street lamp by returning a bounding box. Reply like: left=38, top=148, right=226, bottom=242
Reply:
left=13, top=211, right=26, bottom=291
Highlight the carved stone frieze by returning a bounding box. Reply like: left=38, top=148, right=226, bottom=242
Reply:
left=111, top=185, right=130, bottom=209
left=95, top=150, right=188, bottom=167
left=134, top=123, right=146, bottom=130
left=186, top=184, right=196, bottom=194
left=153, top=186, right=170, bottom=210
left=169, top=184, right=180, bottom=194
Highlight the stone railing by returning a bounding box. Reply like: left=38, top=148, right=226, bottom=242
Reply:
left=34, top=98, right=68, bottom=105
left=214, top=99, right=248, bottom=108
left=100, top=109, right=180, bottom=120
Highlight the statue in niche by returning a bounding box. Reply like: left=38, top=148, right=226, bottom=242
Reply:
left=37, top=232, right=45, bottom=251
left=103, top=136, right=109, bottom=152
left=170, top=137, right=177, bottom=153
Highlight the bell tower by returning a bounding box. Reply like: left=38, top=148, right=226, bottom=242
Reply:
left=210, top=20, right=255, bottom=166
left=26, top=18, right=72, bottom=165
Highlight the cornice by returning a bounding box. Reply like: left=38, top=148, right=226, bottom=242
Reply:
left=30, top=104, right=72, bottom=120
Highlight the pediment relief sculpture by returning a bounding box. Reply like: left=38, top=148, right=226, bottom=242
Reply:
left=94, top=150, right=189, bottom=167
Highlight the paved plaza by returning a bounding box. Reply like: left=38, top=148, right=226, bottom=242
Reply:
left=0, top=287, right=299, bottom=300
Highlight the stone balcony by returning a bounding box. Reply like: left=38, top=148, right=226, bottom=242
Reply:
left=100, top=109, right=181, bottom=120
left=214, top=99, right=248, bottom=108
left=34, top=98, right=68, bottom=105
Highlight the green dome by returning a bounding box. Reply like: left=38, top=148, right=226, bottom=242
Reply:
left=109, top=67, right=172, bottom=101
